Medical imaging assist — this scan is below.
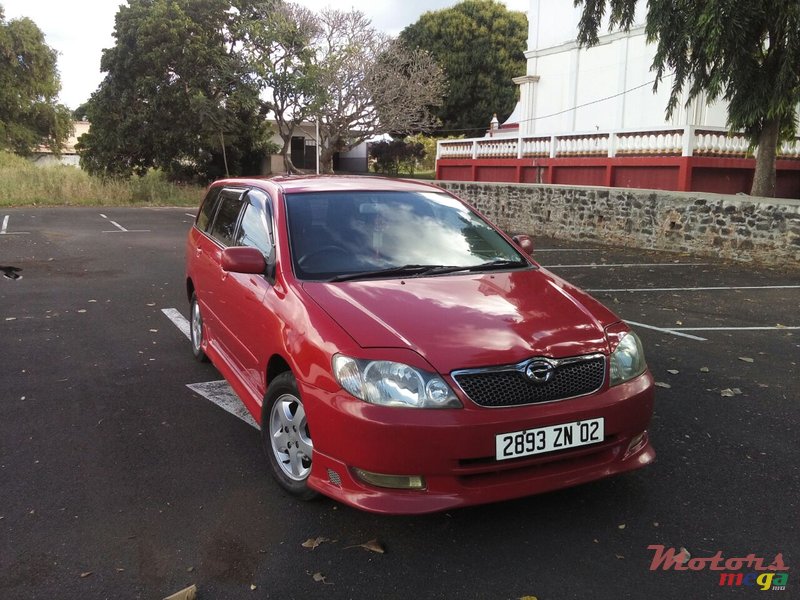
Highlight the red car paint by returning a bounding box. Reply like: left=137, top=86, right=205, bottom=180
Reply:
left=186, top=176, right=655, bottom=514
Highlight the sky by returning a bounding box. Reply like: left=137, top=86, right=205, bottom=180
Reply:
left=1, top=0, right=530, bottom=110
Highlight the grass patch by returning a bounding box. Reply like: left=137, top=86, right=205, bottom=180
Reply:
left=0, top=152, right=204, bottom=207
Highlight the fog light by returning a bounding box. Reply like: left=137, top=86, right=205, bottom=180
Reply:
left=352, top=468, right=426, bottom=490
left=626, top=431, right=647, bottom=456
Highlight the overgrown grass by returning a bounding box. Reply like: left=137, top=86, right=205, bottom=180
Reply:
left=0, top=152, right=204, bottom=207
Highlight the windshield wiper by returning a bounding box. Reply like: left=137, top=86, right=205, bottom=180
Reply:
left=329, top=264, right=455, bottom=282
left=329, top=260, right=530, bottom=282
left=464, top=259, right=531, bottom=272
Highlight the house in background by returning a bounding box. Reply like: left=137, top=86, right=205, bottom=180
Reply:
left=30, top=120, right=91, bottom=168
left=264, top=121, right=368, bottom=175
left=436, top=0, right=800, bottom=197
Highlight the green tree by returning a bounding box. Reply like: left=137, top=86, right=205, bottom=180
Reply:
left=369, top=139, right=425, bottom=175
left=400, top=0, right=527, bottom=136
left=575, top=0, right=800, bottom=198
left=78, top=0, right=274, bottom=181
left=0, top=5, right=72, bottom=154
left=239, top=2, right=324, bottom=173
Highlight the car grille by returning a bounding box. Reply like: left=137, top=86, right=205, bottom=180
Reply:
left=452, top=355, right=606, bottom=408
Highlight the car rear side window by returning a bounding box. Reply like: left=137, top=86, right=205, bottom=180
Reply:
left=209, top=191, right=245, bottom=247
left=196, top=187, right=222, bottom=232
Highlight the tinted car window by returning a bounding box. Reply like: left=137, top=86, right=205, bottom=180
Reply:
left=196, top=187, right=222, bottom=232
left=286, top=190, right=526, bottom=280
left=209, top=191, right=245, bottom=247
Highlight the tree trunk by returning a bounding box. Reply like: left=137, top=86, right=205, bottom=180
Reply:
left=750, top=117, right=780, bottom=197
left=279, top=136, right=302, bottom=174
left=319, top=147, right=335, bottom=174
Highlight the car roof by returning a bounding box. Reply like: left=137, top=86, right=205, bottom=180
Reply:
left=211, top=175, right=444, bottom=195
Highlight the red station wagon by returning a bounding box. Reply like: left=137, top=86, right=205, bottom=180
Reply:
left=185, top=176, right=655, bottom=514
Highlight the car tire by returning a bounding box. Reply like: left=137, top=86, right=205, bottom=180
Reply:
left=262, top=372, right=317, bottom=500
left=190, top=292, right=209, bottom=363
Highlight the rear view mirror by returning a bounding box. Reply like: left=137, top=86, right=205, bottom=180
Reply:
left=221, top=247, right=267, bottom=274
left=512, top=234, right=534, bottom=255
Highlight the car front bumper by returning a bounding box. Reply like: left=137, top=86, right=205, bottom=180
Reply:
left=303, top=371, right=656, bottom=514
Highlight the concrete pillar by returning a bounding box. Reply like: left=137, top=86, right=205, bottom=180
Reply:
left=513, top=75, right=540, bottom=137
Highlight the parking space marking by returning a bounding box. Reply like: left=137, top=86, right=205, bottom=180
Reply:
left=100, top=213, right=150, bottom=233
left=535, top=248, right=600, bottom=252
left=588, top=285, right=800, bottom=293
left=186, top=380, right=259, bottom=429
left=671, top=326, right=800, bottom=332
left=0, top=215, right=30, bottom=235
left=624, top=320, right=708, bottom=341
left=161, top=308, right=191, bottom=340
left=185, top=213, right=195, bottom=218
left=161, top=308, right=257, bottom=429
left=544, top=262, right=711, bottom=269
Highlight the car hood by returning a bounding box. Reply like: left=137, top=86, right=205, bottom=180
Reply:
left=302, top=269, right=619, bottom=373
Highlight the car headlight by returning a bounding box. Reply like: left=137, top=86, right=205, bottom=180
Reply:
left=333, top=354, right=461, bottom=408
left=608, top=331, right=647, bottom=386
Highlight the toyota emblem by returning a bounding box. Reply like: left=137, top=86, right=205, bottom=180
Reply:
left=525, top=360, right=555, bottom=384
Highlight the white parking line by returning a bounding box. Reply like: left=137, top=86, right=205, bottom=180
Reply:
left=589, top=285, right=800, bottom=293
left=161, top=308, right=190, bottom=340
left=185, top=213, right=196, bottom=218
left=186, top=380, right=258, bottom=429
left=544, top=263, right=711, bottom=269
left=100, top=213, right=150, bottom=233
left=624, top=320, right=707, bottom=341
left=160, top=307, right=257, bottom=429
left=535, top=248, right=600, bottom=252
left=0, top=215, right=30, bottom=235
left=671, top=326, right=800, bottom=332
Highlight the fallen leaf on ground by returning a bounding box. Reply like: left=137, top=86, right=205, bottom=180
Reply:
left=618, top=524, right=626, bottom=530
left=345, top=539, right=386, bottom=554
left=312, top=572, right=333, bottom=585
left=80, top=572, right=93, bottom=578
left=654, top=382, right=671, bottom=389
left=301, top=536, right=330, bottom=550
left=667, top=369, right=679, bottom=375
left=677, top=547, right=691, bottom=564
left=720, top=389, right=735, bottom=397
left=250, top=584, right=257, bottom=591
left=738, top=356, right=754, bottom=363
left=163, top=584, right=197, bottom=600
left=615, top=554, right=625, bottom=559
left=700, top=367, right=710, bottom=373
left=519, top=596, right=539, bottom=600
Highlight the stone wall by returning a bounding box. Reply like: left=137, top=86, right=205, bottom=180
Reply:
left=435, top=181, right=800, bottom=265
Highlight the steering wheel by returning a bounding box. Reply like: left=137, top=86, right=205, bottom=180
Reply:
left=297, top=245, right=351, bottom=268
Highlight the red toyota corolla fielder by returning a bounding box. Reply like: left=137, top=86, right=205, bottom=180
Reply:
left=185, top=175, right=655, bottom=514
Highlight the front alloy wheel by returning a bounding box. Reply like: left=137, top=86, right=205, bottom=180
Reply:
left=262, top=372, right=317, bottom=499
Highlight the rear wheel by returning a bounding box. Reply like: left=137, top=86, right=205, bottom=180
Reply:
left=190, top=293, right=208, bottom=363
left=262, top=372, right=317, bottom=500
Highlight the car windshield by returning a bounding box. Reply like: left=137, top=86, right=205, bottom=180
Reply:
left=285, top=190, right=530, bottom=281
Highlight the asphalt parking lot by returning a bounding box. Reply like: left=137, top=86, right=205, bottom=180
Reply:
left=1, top=206, right=798, bottom=599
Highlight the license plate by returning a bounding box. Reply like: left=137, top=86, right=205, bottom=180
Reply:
left=495, top=418, right=605, bottom=461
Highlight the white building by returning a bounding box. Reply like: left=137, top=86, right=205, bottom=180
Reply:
left=509, top=0, right=729, bottom=138
left=437, top=0, right=800, bottom=196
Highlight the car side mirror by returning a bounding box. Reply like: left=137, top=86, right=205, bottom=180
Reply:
left=221, top=247, right=267, bottom=274
left=512, top=234, right=534, bottom=255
